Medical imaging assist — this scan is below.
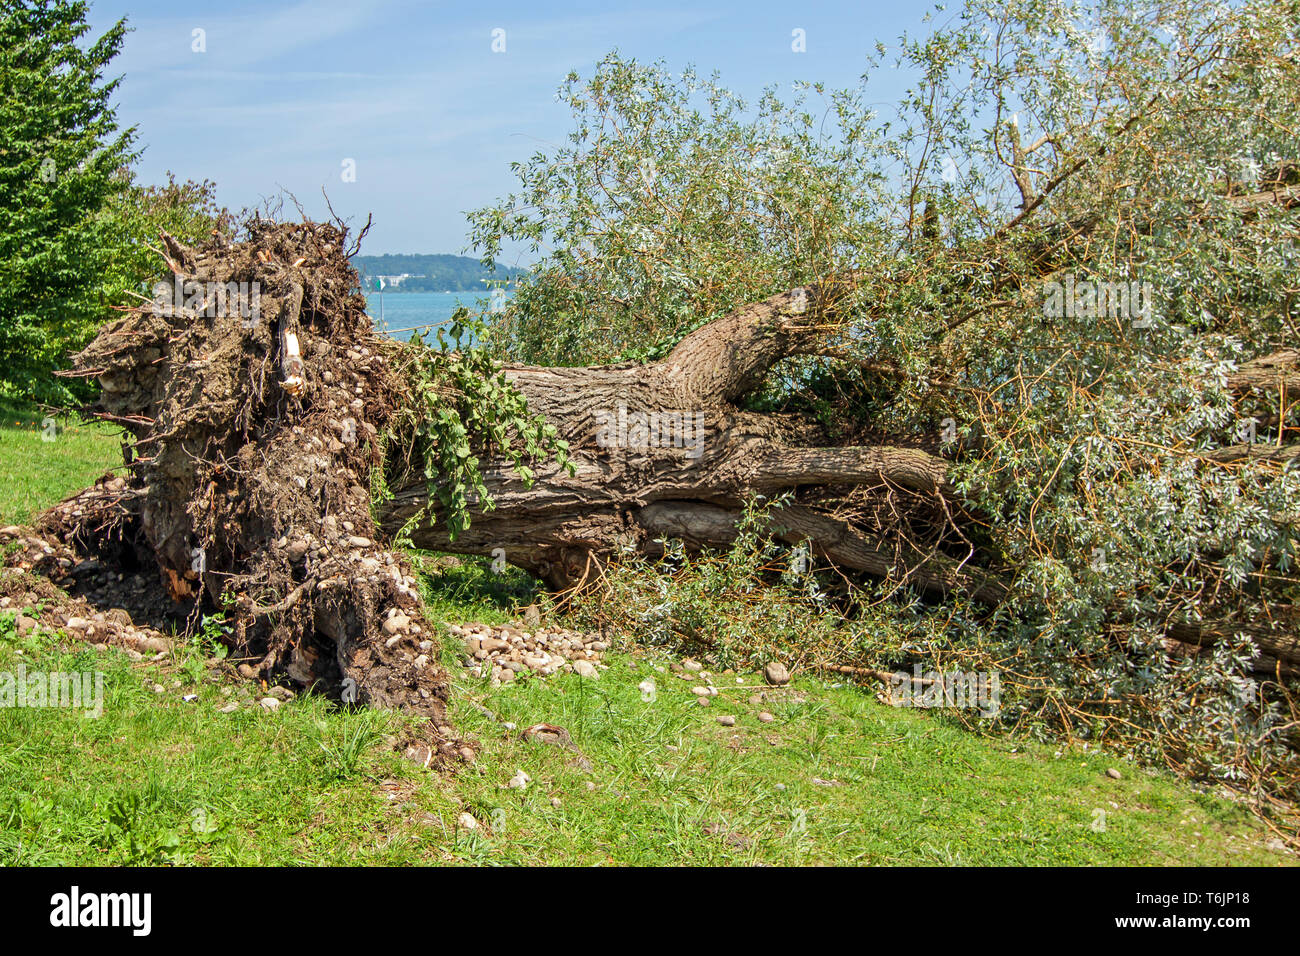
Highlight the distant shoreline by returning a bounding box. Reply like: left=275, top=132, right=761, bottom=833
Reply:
left=352, top=252, right=525, bottom=296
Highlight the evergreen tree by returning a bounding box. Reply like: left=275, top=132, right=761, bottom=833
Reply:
left=0, top=0, right=136, bottom=401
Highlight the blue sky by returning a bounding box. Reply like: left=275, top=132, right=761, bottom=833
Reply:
left=86, top=0, right=939, bottom=259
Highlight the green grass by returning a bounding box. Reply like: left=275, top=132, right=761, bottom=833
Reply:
left=0, top=401, right=1292, bottom=865
left=0, top=600, right=1291, bottom=866
left=436, top=647, right=1291, bottom=865
left=0, top=401, right=121, bottom=526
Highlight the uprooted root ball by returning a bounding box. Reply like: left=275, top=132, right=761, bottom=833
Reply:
left=46, top=219, right=460, bottom=759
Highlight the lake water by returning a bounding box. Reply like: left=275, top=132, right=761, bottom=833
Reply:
left=363, top=291, right=493, bottom=342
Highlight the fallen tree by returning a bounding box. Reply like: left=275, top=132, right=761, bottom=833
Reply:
left=41, top=222, right=1009, bottom=727
left=20, top=2, right=1300, bottom=809
left=38, top=213, right=1298, bottom=737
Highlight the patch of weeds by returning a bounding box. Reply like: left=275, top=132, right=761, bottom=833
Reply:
left=304, top=709, right=393, bottom=781
left=99, top=790, right=184, bottom=866
left=178, top=611, right=230, bottom=684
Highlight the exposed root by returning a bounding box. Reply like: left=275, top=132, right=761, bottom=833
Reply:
left=45, top=219, right=463, bottom=761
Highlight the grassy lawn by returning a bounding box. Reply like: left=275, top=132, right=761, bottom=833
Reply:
left=0, top=401, right=121, bottom=526
left=0, top=401, right=1292, bottom=866
left=0, top=605, right=1290, bottom=865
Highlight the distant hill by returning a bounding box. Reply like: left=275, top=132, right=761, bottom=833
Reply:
left=350, top=253, right=524, bottom=292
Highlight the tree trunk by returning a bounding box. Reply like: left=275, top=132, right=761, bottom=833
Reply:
left=377, top=283, right=976, bottom=594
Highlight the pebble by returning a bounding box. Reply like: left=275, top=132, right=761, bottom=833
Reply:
left=457, top=812, right=478, bottom=830
left=1106, top=768, right=1122, bottom=779
left=764, top=662, right=791, bottom=686
left=139, top=635, right=170, bottom=654
left=758, top=711, right=775, bottom=723
left=508, top=770, right=531, bottom=791
left=572, top=660, right=599, bottom=679
left=258, top=697, right=281, bottom=711
left=717, top=715, right=736, bottom=727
